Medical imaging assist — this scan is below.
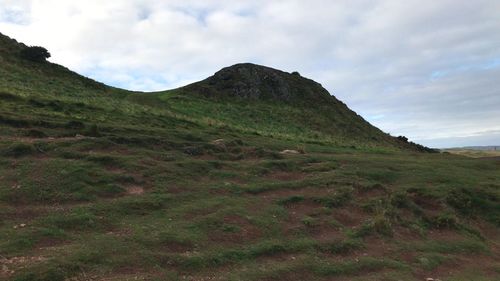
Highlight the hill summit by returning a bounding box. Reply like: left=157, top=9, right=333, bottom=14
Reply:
left=183, top=63, right=333, bottom=105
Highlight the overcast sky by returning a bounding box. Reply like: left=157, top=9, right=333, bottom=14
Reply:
left=1, top=0, right=499, bottom=148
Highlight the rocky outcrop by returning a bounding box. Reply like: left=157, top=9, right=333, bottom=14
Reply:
left=182, top=63, right=336, bottom=105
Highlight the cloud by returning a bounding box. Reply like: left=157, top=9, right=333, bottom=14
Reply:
left=0, top=0, right=499, bottom=147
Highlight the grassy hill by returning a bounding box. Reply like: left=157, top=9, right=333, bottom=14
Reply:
left=162, top=62, right=408, bottom=149
left=0, top=32, right=499, bottom=281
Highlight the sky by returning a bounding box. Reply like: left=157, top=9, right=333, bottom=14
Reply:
left=0, top=0, right=499, bottom=148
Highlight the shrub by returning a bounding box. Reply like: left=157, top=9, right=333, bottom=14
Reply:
left=446, top=187, right=500, bottom=225
left=20, top=46, right=51, bottom=63
left=296, top=145, right=306, bottom=154
left=0, top=91, right=23, bottom=101
left=3, top=143, right=36, bottom=157
left=397, top=136, right=408, bottom=142
left=353, top=216, right=393, bottom=237
left=390, top=192, right=411, bottom=208
left=428, top=212, right=459, bottom=229
left=65, top=120, right=85, bottom=130
left=417, top=254, right=448, bottom=271
left=277, top=195, right=305, bottom=206
left=301, top=216, right=319, bottom=227
left=396, top=135, right=438, bottom=153
left=24, top=129, right=47, bottom=138
left=183, top=146, right=204, bottom=156
left=85, top=124, right=100, bottom=137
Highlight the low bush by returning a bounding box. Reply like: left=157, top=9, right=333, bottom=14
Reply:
left=24, top=129, right=47, bottom=138
left=313, top=187, right=353, bottom=208
left=447, top=187, right=500, bottom=225
left=352, top=215, right=393, bottom=237
left=427, top=212, right=459, bottom=229
left=64, top=120, right=85, bottom=130
left=20, top=46, right=51, bottom=63
left=2, top=142, right=36, bottom=157
left=85, top=124, right=100, bottom=137
left=277, top=195, right=305, bottom=205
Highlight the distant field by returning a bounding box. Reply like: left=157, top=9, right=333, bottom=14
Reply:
left=442, top=149, right=500, bottom=158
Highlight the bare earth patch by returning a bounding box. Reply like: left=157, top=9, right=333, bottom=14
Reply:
left=257, top=186, right=336, bottom=202
left=264, top=171, right=307, bottom=181
left=331, top=207, right=367, bottom=228
left=125, top=185, right=144, bottom=195
left=1, top=256, right=47, bottom=278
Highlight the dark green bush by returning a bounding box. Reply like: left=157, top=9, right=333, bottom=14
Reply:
left=3, top=142, right=36, bottom=157
left=183, top=146, right=204, bottom=156
left=85, top=124, right=100, bottom=137
left=20, top=46, right=51, bottom=63
left=0, top=114, right=31, bottom=127
left=428, top=212, right=459, bottom=229
left=446, top=187, right=500, bottom=225
left=0, top=91, right=23, bottom=101
left=24, top=129, right=47, bottom=138
left=65, top=120, right=85, bottom=130
left=277, top=195, right=305, bottom=205
left=28, top=98, right=45, bottom=107
left=397, top=136, right=408, bottom=142
left=353, top=216, right=393, bottom=237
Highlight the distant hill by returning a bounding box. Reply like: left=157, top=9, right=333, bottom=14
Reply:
left=442, top=146, right=500, bottom=158
left=449, top=146, right=500, bottom=151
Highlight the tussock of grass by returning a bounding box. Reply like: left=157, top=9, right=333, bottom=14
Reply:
left=2, top=142, right=36, bottom=157
left=314, top=257, right=408, bottom=276
left=408, top=239, right=488, bottom=254
left=172, top=238, right=316, bottom=269
left=317, top=238, right=364, bottom=254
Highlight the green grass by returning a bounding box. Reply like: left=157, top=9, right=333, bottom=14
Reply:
left=313, top=257, right=409, bottom=276
left=410, top=239, right=488, bottom=254
left=0, top=32, right=499, bottom=281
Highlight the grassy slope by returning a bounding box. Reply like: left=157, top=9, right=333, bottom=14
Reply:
left=164, top=62, right=418, bottom=150
left=0, top=33, right=499, bottom=281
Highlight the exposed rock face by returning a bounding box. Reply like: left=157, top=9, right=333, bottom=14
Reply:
left=183, top=63, right=336, bottom=105
left=209, top=63, right=293, bottom=100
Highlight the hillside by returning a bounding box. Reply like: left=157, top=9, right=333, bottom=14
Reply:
left=0, top=32, right=429, bottom=151
left=165, top=63, right=405, bottom=149
left=0, top=32, right=499, bottom=281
